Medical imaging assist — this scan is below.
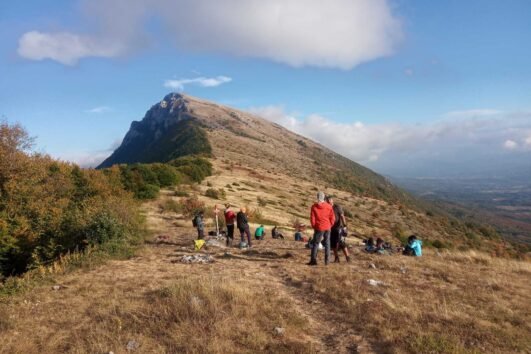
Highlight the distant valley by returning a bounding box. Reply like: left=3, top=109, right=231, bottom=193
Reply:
left=393, top=176, right=531, bottom=246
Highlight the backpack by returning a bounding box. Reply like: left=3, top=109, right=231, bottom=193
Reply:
left=192, top=215, right=200, bottom=227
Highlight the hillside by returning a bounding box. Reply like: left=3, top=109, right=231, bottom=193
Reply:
left=1, top=194, right=529, bottom=353
left=99, top=93, right=511, bottom=253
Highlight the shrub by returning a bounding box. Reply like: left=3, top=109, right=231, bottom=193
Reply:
left=161, top=199, right=182, bottom=214
left=83, top=212, right=124, bottom=245
left=0, top=122, right=142, bottom=276
left=180, top=197, right=205, bottom=217
left=169, top=156, right=212, bottom=183
left=205, top=188, right=220, bottom=199
left=257, top=196, right=267, bottom=207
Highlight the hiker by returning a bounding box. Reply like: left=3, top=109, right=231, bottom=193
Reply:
left=326, top=196, right=351, bottom=263
left=237, top=207, right=252, bottom=248
left=403, top=235, right=422, bottom=256
left=255, top=225, right=265, bottom=240
left=308, top=191, right=335, bottom=266
left=193, top=211, right=205, bottom=240
left=294, top=225, right=303, bottom=241
left=224, top=204, right=236, bottom=247
left=364, top=237, right=376, bottom=253
left=272, top=226, right=284, bottom=239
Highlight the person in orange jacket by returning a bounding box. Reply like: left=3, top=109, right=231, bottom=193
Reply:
left=308, top=191, right=335, bottom=266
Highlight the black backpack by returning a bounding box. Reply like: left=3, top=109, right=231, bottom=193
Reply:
left=192, top=215, right=200, bottom=227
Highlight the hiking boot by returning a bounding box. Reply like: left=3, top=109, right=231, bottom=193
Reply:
left=346, top=256, right=351, bottom=263
left=334, top=256, right=340, bottom=263
left=307, top=260, right=317, bottom=266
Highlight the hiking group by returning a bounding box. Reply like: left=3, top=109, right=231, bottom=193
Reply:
left=192, top=190, right=422, bottom=263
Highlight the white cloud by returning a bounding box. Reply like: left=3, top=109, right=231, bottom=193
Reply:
left=164, top=76, right=232, bottom=91
left=525, top=135, right=531, bottom=147
left=17, top=31, right=125, bottom=65
left=60, top=139, right=122, bottom=168
left=85, top=106, right=112, bottom=114
left=18, top=0, right=402, bottom=69
left=249, top=106, right=531, bottom=163
left=504, top=139, right=518, bottom=150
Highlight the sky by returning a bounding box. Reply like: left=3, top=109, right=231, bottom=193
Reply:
left=1, top=0, right=530, bottom=178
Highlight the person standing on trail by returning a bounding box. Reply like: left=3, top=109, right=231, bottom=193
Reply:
left=326, top=196, right=351, bottom=263
left=224, top=204, right=236, bottom=247
left=237, top=207, right=252, bottom=247
left=308, top=191, right=335, bottom=266
left=194, top=211, right=205, bottom=240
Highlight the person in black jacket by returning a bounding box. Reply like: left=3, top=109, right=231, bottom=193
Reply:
left=237, top=207, right=252, bottom=247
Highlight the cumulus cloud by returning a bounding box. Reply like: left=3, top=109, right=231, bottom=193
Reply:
left=164, top=76, right=232, bottom=91
left=504, top=139, right=518, bottom=150
left=248, top=106, right=531, bottom=164
left=85, top=106, right=112, bottom=114
left=18, top=0, right=402, bottom=69
left=18, top=31, right=125, bottom=65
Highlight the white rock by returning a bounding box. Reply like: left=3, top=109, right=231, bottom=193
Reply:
left=367, top=279, right=384, bottom=286
left=274, top=327, right=285, bottom=336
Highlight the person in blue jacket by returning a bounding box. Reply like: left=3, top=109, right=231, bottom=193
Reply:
left=403, top=235, right=422, bottom=256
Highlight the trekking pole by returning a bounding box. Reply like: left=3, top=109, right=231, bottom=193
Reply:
left=214, top=205, right=220, bottom=237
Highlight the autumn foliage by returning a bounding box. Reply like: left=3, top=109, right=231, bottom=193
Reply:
left=0, top=122, right=142, bottom=276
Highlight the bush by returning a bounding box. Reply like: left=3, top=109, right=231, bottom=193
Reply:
left=83, top=212, right=124, bottom=245
left=161, top=199, right=182, bottom=214
left=257, top=196, right=267, bottom=207
left=169, top=156, right=212, bottom=183
left=0, top=121, right=142, bottom=277
left=180, top=197, right=205, bottom=217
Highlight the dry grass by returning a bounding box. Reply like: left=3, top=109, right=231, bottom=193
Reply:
left=282, top=249, right=531, bottom=354
left=1, top=192, right=530, bottom=354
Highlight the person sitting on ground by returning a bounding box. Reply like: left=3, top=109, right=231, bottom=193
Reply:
left=193, top=211, right=205, bottom=240
left=364, top=237, right=376, bottom=253
left=403, top=235, right=422, bottom=256
left=326, top=196, right=351, bottom=263
left=294, top=226, right=303, bottom=241
left=224, top=204, right=236, bottom=247
left=255, top=225, right=265, bottom=240
left=308, top=191, right=335, bottom=266
left=272, top=226, right=284, bottom=239
left=237, top=207, right=252, bottom=248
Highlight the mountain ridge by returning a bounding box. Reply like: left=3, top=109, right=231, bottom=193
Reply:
left=97, top=93, right=516, bottom=253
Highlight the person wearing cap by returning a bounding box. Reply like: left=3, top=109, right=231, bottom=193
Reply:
left=308, top=191, right=335, bottom=266
left=224, top=204, right=236, bottom=247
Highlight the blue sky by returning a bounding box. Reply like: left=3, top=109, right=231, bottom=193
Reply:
left=1, top=0, right=530, bottom=177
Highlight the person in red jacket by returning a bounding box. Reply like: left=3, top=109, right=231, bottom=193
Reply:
left=224, top=204, right=236, bottom=247
left=308, top=191, right=335, bottom=266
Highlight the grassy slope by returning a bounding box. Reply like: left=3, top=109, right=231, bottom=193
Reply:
left=0, top=189, right=529, bottom=354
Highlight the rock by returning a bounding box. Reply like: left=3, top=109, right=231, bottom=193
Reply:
left=400, top=266, right=407, bottom=274
left=368, top=263, right=377, bottom=269
left=367, top=279, right=384, bottom=287
left=205, top=239, right=224, bottom=248
left=126, top=340, right=140, bottom=351
left=180, top=254, right=214, bottom=264
left=51, top=285, right=61, bottom=291
left=274, top=327, right=285, bottom=336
